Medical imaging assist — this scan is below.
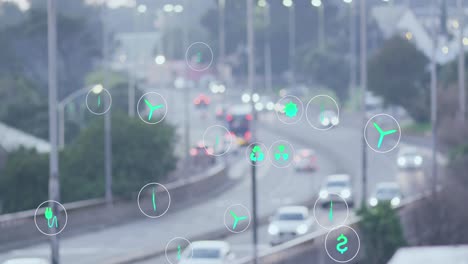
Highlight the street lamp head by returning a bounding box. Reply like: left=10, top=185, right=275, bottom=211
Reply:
left=92, top=84, right=104, bottom=94
left=343, top=0, right=353, bottom=3
left=174, top=4, right=184, bottom=13
left=163, top=4, right=174, bottom=13
left=282, top=0, right=293, bottom=7
left=137, top=4, right=147, bottom=13
left=311, top=0, right=322, bottom=7
left=258, top=0, right=267, bottom=8
left=155, top=55, right=166, bottom=65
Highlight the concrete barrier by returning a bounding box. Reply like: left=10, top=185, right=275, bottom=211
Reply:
left=0, top=162, right=228, bottom=252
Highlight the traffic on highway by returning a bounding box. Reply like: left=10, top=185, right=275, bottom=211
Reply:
left=0, top=0, right=466, bottom=264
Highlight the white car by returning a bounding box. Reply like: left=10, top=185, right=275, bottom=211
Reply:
left=179, top=241, right=235, bottom=264
left=397, top=148, right=423, bottom=170
left=369, top=182, right=402, bottom=208
left=268, top=206, right=314, bottom=245
left=319, top=110, right=339, bottom=128
left=319, top=174, right=354, bottom=207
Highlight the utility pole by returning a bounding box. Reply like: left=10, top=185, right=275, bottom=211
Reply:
left=183, top=0, right=190, bottom=160
left=47, top=0, right=60, bottom=263
left=219, top=0, right=226, bottom=66
left=318, top=3, right=325, bottom=51
left=128, top=8, right=137, bottom=117
left=349, top=0, right=357, bottom=100
left=359, top=0, right=368, bottom=208
left=102, top=4, right=113, bottom=206
left=458, top=0, right=465, bottom=124
left=264, top=1, right=273, bottom=93
left=247, top=0, right=258, bottom=263
left=289, top=3, right=296, bottom=85
left=431, top=1, right=439, bottom=196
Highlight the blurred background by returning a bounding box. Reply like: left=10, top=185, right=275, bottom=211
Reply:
left=0, top=0, right=467, bottom=263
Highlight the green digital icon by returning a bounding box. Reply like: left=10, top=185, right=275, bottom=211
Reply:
left=144, top=99, right=164, bottom=121
left=250, top=145, right=264, bottom=162
left=284, top=101, right=298, bottom=118
left=44, top=207, right=58, bottom=229
left=97, top=95, right=101, bottom=107
left=373, top=122, right=397, bottom=149
left=230, top=210, right=248, bottom=230
left=177, top=245, right=182, bottom=260
left=329, top=201, right=333, bottom=222
left=274, top=145, right=289, bottom=161
left=196, top=52, right=202, bottom=63
left=152, top=187, right=157, bottom=212
left=336, top=233, right=349, bottom=254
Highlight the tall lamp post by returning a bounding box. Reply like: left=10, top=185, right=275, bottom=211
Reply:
left=311, top=0, right=325, bottom=51
left=258, top=0, right=273, bottom=93
left=458, top=0, right=465, bottom=124
left=283, top=0, right=295, bottom=85
left=359, top=0, right=368, bottom=208
left=344, top=0, right=356, bottom=99
left=47, top=0, right=60, bottom=262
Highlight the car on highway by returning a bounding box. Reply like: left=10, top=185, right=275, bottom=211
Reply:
left=190, top=142, right=215, bottom=166
left=194, top=94, right=211, bottom=108
left=226, top=104, right=252, bottom=146
left=369, top=182, right=402, bottom=208
left=319, top=174, right=354, bottom=207
left=268, top=206, right=314, bottom=246
left=294, top=148, right=318, bottom=172
left=397, top=147, right=423, bottom=170
left=179, top=240, right=235, bottom=264
left=318, top=110, right=339, bottom=128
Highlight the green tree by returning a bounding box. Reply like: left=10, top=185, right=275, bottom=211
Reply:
left=358, top=203, right=407, bottom=263
left=0, top=112, right=177, bottom=213
left=368, top=36, right=429, bottom=122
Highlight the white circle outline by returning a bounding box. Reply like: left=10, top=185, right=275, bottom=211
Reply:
left=185, top=42, right=214, bottom=72
left=85, top=87, right=112, bottom=115
left=202, top=125, right=233, bottom=157
left=275, top=95, right=304, bottom=124
left=34, top=200, right=68, bottom=236
left=223, top=203, right=252, bottom=234
left=268, top=139, right=296, bottom=168
left=245, top=142, right=269, bottom=167
left=137, top=92, right=169, bottom=125
left=324, top=225, right=361, bottom=263
left=306, top=94, right=340, bottom=131
left=137, top=182, right=171, bottom=218
left=364, top=113, right=402, bottom=153
left=313, top=193, right=349, bottom=230
left=165, top=236, right=193, bottom=264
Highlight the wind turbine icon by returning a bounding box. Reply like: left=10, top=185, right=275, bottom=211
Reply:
left=230, top=210, right=248, bottom=230
left=373, top=122, right=397, bottom=149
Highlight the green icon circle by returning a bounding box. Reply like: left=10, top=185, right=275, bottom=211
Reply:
left=224, top=204, right=251, bottom=233
left=246, top=142, right=268, bottom=166
left=85, top=86, right=112, bottom=115
left=324, top=225, right=360, bottom=263
left=137, top=182, right=171, bottom=218
left=306, top=94, right=340, bottom=131
left=165, top=237, right=193, bottom=264
left=364, top=113, right=401, bottom=153
left=34, top=200, right=68, bottom=236
left=275, top=95, right=304, bottom=124
left=137, top=92, right=168, bottom=125
left=268, top=140, right=295, bottom=168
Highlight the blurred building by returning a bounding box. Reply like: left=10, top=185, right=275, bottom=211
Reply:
left=388, top=245, right=468, bottom=263
left=371, top=4, right=468, bottom=65
left=0, top=122, right=50, bottom=155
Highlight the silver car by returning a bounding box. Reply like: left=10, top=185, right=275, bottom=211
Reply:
left=268, top=206, right=314, bottom=245
left=319, top=174, right=354, bottom=207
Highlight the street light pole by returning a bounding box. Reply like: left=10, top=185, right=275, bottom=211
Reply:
left=318, top=3, right=325, bottom=51
left=262, top=1, right=273, bottom=93
left=47, top=0, right=60, bottom=263
left=458, top=0, right=465, bottom=124
left=247, top=0, right=258, bottom=263
left=347, top=0, right=357, bottom=99
left=289, top=4, right=296, bottom=84
left=183, top=0, right=190, bottom=160
left=430, top=2, right=439, bottom=196
left=219, top=0, right=226, bottom=66
left=359, top=0, right=368, bottom=208
left=102, top=4, right=113, bottom=206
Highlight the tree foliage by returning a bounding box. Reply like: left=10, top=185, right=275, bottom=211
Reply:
left=358, top=204, right=407, bottom=264
left=0, top=112, right=177, bottom=213
left=368, top=36, right=429, bottom=122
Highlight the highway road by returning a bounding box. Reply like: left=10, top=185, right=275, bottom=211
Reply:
left=0, top=88, right=436, bottom=264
